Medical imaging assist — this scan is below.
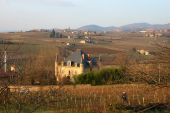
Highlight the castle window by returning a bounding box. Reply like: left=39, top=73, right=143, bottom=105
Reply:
left=67, top=61, right=71, bottom=66
left=77, top=63, right=80, bottom=67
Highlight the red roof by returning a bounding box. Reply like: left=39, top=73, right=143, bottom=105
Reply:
left=0, top=70, right=17, bottom=78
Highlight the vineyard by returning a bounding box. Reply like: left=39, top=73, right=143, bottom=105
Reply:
left=1, top=84, right=169, bottom=113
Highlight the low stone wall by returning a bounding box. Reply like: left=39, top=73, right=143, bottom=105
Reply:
left=9, top=85, right=60, bottom=92
left=9, top=85, right=91, bottom=92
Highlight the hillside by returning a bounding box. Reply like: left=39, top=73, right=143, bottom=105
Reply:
left=77, top=23, right=170, bottom=32
left=78, top=25, right=106, bottom=32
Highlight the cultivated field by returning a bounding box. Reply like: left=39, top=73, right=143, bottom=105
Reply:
left=0, top=31, right=170, bottom=113
left=3, top=84, right=170, bottom=113
left=0, top=31, right=167, bottom=65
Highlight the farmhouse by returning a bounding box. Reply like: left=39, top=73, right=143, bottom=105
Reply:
left=55, top=50, right=96, bottom=82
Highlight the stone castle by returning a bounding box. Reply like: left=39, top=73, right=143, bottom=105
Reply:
left=55, top=50, right=96, bottom=81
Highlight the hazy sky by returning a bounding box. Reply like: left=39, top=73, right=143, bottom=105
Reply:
left=0, top=0, right=170, bottom=31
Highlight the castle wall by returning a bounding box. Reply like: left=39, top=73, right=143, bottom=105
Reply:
left=55, top=61, right=84, bottom=81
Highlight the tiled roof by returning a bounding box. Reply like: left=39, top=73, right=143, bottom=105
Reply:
left=0, top=70, right=16, bottom=78
left=64, top=49, right=97, bottom=67
left=64, top=50, right=87, bottom=63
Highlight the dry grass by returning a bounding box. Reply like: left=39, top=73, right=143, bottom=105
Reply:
left=52, top=84, right=170, bottom=113
left=8, top=84, right=170, bottom=113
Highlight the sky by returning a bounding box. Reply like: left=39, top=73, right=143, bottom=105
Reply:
left=0, top=0, right=170, bottom=32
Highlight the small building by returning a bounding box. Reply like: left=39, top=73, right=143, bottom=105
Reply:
left=144, top=32, right=162, bottom=38
left=80, top=40, right=86, bottom=44
left=66, top=43, right=70, bottom=46
left=137, top=49, right=150, bottom=56
left=84, top=32, right=88, bottom=35
left=10, top=65, right=16, bottom=72
left=55, top=50, right=96, bottom=82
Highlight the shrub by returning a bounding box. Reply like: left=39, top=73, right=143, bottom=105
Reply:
left=74, top=68, right=127, bottom=85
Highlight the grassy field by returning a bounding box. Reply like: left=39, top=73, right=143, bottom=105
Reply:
left=0, top=31, right=167, bottom=65
left=0, top=31, right=161, bottom=51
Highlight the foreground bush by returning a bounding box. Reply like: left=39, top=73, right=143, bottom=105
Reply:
left=74, top=68, right=128, bottom=85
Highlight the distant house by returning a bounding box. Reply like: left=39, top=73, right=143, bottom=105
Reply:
left=137, top=49, right=150, bottom=56
left=55, top=50, right=96, bottom=82
left=144, top=32, right=162, bottom=38
left=80, top=40, right=86, bottom=44
left=139, top=31, right=147, bottom=33
left=139, top=30, right=163, bottom=38
left=66, top=43, right=70, bottom=46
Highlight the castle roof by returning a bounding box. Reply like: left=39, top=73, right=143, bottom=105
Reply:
left=64, top=49, right=87, bottom=64
left=63, top=49, right=97, bottom=68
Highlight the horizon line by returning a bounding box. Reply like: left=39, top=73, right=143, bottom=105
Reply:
left=0, top=22, right=170, bottom=33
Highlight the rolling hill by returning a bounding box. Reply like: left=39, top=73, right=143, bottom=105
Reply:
left=77, top=23, right=170, bottom=32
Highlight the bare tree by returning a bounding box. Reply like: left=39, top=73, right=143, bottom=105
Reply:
left=0, top=41, right=44, bottom=113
